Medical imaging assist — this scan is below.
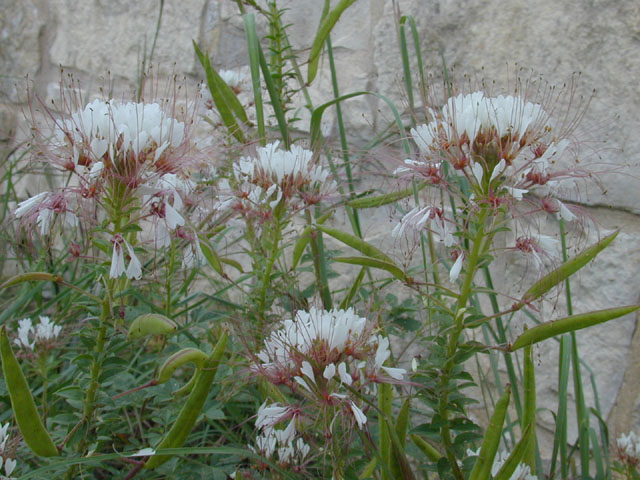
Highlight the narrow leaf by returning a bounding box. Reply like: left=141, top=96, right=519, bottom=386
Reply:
left=334, top=256, right=407, bottom=282
left=193, top=41, right=246, bottom=142
left=348, top=184, right=425, bottom=209
left=307, top=0, right=357, bottom=84
left=317, top=225, right=393, bottom=263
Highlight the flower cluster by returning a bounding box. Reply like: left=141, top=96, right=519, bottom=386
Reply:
left=224, top=141, right=334, bottom=218
left=253, top=307, right=405, bottom=433
left=0, top=423, right=17, bottom=479
left=402, top=90, right=582, bottom=219
left=250, top=402, right=310, bottom=469
left=393, top=84, right=590, bottom=276
left=17, top=88, right=211, bottom=279
left=14, top=316, right=62, bottom=350
left=617, top=431, right=640, bottom=465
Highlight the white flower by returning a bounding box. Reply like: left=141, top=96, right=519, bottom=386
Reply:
left=337, top=362, right=352, bottom=385
left=350, top=402, right=367, bottom=429
left=110, top=235, right=142, bottom=279
left=556, top=200, right=576, bottom=222
left=617, top=431, right=640, bottom=460
left=219, top=69, right=248, bottom=89
left=61, top=99, right=185, bottom=163
left=468, top=449, right=537, bottom=480
left=0, top=422, right=10, bottom=451
left=232, top=141, right=334, bottom=207
left=34, top=316, right=62, bottom=342
left=14, top=192, right=49, bottom=218
left=14, top=318, right=34, bottom=350
left=4, top=457, right=17, bottom=477
left=449, top=253, right=464, bottom=282
left=393, top=206, right=455, bottom=246
left=323, top=363, right=336, bottom=380
left=255, top=402, right=294, bottom=430
left=130, top=447, right=156, bottom=457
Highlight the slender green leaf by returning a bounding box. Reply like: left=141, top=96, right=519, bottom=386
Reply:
left=339, top=267, right=366, bottom=310
left=348, top=184, right=425, bottom=209
left=243, top=14, right=265, bottom=144
left=307, top=0, right=357, bottom=84
left=334, top=256, right=406, bottom=282
left=193, top=41, right=246, bottom=143
left=316, top=225, right=393, bottom=263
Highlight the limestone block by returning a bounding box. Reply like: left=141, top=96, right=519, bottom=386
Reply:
left=373, top=0, right=640, bottom=214
left=49, top=0, right=207, bottom=79
left=0, top=0, right=46, bottom=102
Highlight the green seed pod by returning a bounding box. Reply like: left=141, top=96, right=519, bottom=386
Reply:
left=128, top=313, right=178, bottom=339
left=172, top=369, right=199, bottom=397
left=144, top=331, right=228, bottom=469
left=0, top=326, right=59, bottom=457
left=509, top=305, right=639, bottom=351
left=469, top=385, right=511, bottom=480
left=156, top=348, right=208, bottom=385
left=410, top=434, right=442, bottom=462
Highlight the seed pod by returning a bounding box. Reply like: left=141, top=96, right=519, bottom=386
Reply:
left=155, top=348, right=208, bottom=385
left=144, top=331, right=228, bottom=469
left=509, top=305, right=639, bottom=351
left=128, top=313, right=177, bottom=339
left=469, top=385, right=511, bottom=480
left=0, top=326, right=59, bottom=457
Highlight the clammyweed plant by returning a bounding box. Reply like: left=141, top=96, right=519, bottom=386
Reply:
left=0, top=2, right=637, bottom=479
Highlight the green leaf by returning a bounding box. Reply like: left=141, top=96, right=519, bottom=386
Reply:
left=307, top=0, right=357, bottom=84
left=347, top=184, right=426, bottom=209
left=243, top=14, right=265, bottom=144
left=193, top=41, right=247, bottom=143
left=509, top=305, right=640, bottom=351
left=518, top=231, right=618, bottom=306
left=316, top=225, right=393, bottom=263
left=334, top=256, right=407, bottom=282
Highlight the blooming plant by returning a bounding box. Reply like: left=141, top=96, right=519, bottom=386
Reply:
left=0, top=2, right=636, bottom=480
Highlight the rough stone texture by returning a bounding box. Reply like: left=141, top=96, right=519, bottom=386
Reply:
left=1, top=0, right=640, bottom=459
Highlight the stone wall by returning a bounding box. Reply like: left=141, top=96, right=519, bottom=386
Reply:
left=2, top=0, right=640, bottom=453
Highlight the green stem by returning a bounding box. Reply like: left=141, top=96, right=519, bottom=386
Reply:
left=257, top=204, right=283, bottom=323
left=305, top=209, right=332, bottom=309
left=439, top=206, right=490, bottom=479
